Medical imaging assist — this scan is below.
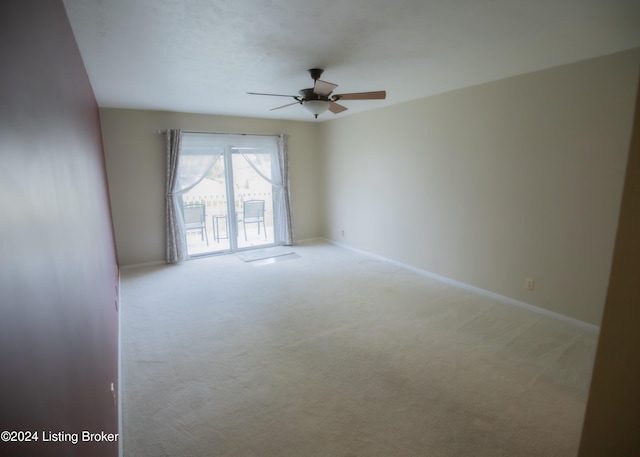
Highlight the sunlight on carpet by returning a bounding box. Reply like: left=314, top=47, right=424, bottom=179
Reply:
left=235, top=245, right=296, bottom=262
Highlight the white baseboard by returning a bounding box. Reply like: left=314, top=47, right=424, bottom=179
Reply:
left=323, top=238, right=600, bottom=334
left=117, top=271, right=123, bottom=457
left=120, top=260, right=166, bottom=271
left=294, top=237, right=324, bottom=245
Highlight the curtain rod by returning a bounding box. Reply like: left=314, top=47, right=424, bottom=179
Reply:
left=157, top=129, right=280, bottom=138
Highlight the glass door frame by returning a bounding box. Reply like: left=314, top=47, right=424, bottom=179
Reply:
left=179, top=132, right=283, bottom=259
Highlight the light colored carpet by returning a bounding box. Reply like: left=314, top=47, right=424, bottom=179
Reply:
left=121, top=241, right=597, bottom=457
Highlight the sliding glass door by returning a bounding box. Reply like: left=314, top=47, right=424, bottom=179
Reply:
left=182, top=150, right=230, bottom=255
left=231, top=150, right=276, bottom=250
left=179, top=134, right=280, bottom=257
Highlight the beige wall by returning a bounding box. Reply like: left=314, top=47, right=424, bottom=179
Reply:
left=99, top=109, right=322, bottom=266
left=319, top=49, right=639, bottom=325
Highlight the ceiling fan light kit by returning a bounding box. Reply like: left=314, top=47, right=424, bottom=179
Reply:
left=303, top=99, right=330, bottom=117
left=248, top=68, right=386, bottom=119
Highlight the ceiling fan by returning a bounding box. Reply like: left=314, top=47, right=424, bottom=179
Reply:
left=248, top=68, right=386, bottom=119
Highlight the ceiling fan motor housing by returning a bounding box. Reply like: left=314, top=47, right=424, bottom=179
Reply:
left=299, top=88, right=328, bottom=101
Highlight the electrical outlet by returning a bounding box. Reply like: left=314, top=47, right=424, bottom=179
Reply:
left=110, top=382, right=116, bottom=406
left=525, top=278, right=535, bottom=291
left=341, top=230, right=345, bottom=237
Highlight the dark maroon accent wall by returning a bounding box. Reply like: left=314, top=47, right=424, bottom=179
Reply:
left=0, top=1, right=119, bottom=456
left=578, top=67, right=640, bottom=457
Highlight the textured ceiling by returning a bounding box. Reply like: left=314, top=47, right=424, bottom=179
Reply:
left=62, top=0, right=640, bottom=122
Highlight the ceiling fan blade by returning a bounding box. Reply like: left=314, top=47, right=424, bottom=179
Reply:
left=332, top=90, right=386, bottom=101
left=329, top=101, right=348, bottom=114
left=270, top=101, right=300, bottom=111
left=314, top=79, right=338, bottom=96
left=247, top=92, right=298, bottom=98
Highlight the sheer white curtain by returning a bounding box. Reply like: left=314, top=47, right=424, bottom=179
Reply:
left=165, top=131, right=223, bottom=263
left=235, top=134, right=293, bottom=245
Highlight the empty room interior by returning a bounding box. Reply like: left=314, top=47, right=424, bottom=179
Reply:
left=1, top=0, right=640, bottom=456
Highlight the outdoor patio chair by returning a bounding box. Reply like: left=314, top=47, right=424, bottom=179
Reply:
left=242, top=200, right=266, bottom=241
left=183, top=203, right=209, bottom=245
